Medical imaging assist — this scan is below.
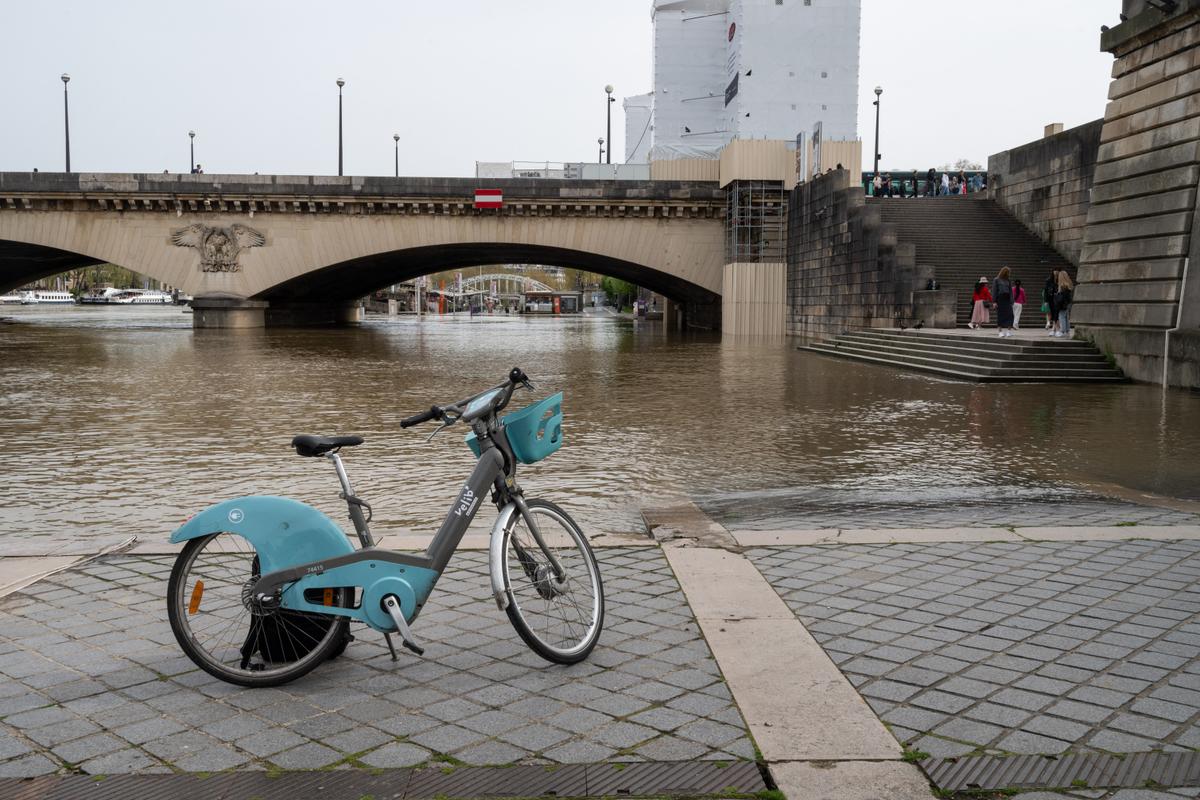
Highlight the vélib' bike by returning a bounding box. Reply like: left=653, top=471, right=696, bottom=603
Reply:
left=166, top=368, right=604, bottom=687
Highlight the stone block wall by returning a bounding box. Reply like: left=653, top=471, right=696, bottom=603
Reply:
left=989, top=119, right=1104, bottom=266
left=786, top=170, right=924, bottom=340
left=1075, top=0, right=1200, bottom=387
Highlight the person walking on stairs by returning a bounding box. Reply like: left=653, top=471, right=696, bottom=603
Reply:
left=992, top=267, right=1015, bottom=337
left=969, top=277, right=992, bottom=330
left=1053, top=272, right=1074, bottom=338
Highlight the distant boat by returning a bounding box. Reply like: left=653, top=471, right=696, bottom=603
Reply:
left=79, top=287, right=126, bottom=304
left=108, top=290, right=175, bottom=305
left=0, top=292, right=23, bottom=305
left=20, top=290, right=74, bottom=305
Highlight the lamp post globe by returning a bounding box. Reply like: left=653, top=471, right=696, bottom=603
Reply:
left=61, top=74, right=72, bottom=173
left=598, top=137, right=605, bottom=164
left=604, top=85, right=615, bottom=165
left=872, top=86, right=883, bottom=179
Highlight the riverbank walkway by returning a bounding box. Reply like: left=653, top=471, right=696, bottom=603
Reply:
left=3, top=492, right=1200, bottom=799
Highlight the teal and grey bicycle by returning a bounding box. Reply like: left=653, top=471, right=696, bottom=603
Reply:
left=166, top=368, right=604, bottom=687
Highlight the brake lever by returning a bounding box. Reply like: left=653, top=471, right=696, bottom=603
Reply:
left=521, top=379, right=535, bottom=391
left=425, top=422, right=450, bottom=443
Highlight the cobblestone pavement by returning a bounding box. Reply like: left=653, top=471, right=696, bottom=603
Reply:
left=1008, top=788, right=1200, bottom=798
left=704, top=490, right=1200, bottom=531
left=747, top=540, right=1200, bottom=762
left=0, top=548, right=752, bottom=777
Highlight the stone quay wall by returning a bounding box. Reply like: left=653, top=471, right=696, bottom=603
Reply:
left=989, top=119, right=1104, bottom=267
left=786, top=170, right=927, bottom=340
left=1074, top=0, right=1200, bottom=387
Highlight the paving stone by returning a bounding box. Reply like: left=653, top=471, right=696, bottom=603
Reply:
left=933, top=718, right=1004, bottom=746
left=358, top=741, right=431, bottom=768
left=1088, top=728, right=1160, bottom=753
left=78, top=747, right=160, bottom=774
left=1021, top=715, right=1092, bottom=743
left=114, top=715, right=186, bottom=745
left=0, top=753, right=60, bottom=777
left=269, top=741, right=343, bottom=769
left=234, top=728, right=309, bottom=758
left=453, top=739, right=527, bottom=765
left=410, top=724, right=487, bottom=754
left=541, top=739, right=619, bottom=763
left=997, top=730, right=1073, bottom=755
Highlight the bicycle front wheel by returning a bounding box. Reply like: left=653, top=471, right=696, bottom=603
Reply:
left=167, top=532, right=350, bottom=688
left=502, top=500, right=604, bottom=664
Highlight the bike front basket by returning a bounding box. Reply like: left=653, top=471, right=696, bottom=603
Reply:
left=464, top=392, right=563, bottom=464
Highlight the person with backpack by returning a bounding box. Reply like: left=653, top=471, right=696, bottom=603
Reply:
left=1042, top=267, right=1060, bottom=333
left=1053, top=272, right=1074, bottom=338
left=992, top=267, right=1015, bottom=337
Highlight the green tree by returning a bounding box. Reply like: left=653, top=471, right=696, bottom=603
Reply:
left=600, top=276, right=637, bottom=309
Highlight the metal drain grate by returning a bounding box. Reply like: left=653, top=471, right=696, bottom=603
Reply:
left=0, top=761, right=766, bottom=800
left=923, top=751, right=1200, bottom=792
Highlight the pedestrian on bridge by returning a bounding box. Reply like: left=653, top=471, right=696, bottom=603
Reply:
left=926, top=167, right=936, bottom=196
left=941, top=172, right=950, bottom=195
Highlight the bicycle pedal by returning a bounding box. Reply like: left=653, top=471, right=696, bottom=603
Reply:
left=402, top=639, right=425, bottom=657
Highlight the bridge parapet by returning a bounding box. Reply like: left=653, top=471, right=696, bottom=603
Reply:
left=0, top=173, right=724, bottom=219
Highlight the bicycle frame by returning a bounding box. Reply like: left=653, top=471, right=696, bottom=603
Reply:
left=232, top=421, right=557, bottom=634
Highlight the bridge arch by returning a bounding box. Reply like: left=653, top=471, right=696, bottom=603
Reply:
left=0, top=207, right=723, bottom=306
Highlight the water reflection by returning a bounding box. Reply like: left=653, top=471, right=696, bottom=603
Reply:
left=1, top=305, right=1198, bottom=547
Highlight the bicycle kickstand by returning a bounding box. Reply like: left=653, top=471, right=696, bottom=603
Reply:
left=382, top=595, right=426, bottom=656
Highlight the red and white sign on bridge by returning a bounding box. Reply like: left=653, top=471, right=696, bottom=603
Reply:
left=474, top=189, right=503, bottom=209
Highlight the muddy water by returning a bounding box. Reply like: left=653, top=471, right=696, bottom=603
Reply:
left=1, top=305, right=1198, bottom=548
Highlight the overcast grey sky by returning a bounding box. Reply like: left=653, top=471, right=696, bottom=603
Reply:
left=0, top=0, right=1116, bottom=176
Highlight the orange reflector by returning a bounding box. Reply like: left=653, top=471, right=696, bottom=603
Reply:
left=323, top=588, right=333, bottom=606
left=188, top=581, right=204, bottom=615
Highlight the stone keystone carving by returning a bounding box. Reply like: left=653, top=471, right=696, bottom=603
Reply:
left=171, top=224, right=265, bottom=273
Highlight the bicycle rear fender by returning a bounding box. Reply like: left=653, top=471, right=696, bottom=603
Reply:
left=169, top=496, right=354, bottom=573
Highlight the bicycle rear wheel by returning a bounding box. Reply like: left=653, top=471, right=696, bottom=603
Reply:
left=502, top=500, right=604, bottom=664
left=167, top=532, right=350, bottom=687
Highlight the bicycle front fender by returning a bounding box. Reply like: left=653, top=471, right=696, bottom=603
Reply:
left=489, top=502, right=519, bottom=611
left=170, top=495, right=354, bottom=574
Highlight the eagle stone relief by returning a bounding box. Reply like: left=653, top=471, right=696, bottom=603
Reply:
left=171, top=224, right=266, bottom=273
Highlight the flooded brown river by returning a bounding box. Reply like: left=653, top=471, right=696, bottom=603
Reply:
left=2, top=305, right=1199, bottom=548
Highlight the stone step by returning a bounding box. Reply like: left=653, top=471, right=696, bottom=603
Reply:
left=804, top=326, right=1126, bottom=383
left=846, top=329, right=1095, bottom=351
left=840, top=333, right=1109, bottom=363
left=816, top=342, right=1122, bottom=378
left=804, top=343, right=1127, bottom=383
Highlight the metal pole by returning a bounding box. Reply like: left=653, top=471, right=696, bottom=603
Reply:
left=61, top=74, right=71, bottom=173
left=872, top=86, right=882, bottom=177
left=189, top=131, right=195, bottom=173
left=337, top=78, right=345, bottom=176
left=605, top=85, right=614, bottom=165
left=598, top=137, right=604, bottom=164
left=393, top=133, right=399, bottom=177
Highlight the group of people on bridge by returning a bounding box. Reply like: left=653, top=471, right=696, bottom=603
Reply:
left=866, top=169, right=986, bottom=198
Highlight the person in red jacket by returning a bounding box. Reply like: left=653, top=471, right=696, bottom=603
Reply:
left=969, top=277, right=992, bottom=330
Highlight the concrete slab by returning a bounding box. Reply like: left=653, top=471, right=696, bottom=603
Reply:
left=771, top=760, right=935, bottom=800
left=0, top=556, right=81, bottom=598
left=642, top=502, right=737, bottom=547
left=1015, top=524, right=1200, bottom=541
left=837, top=528, right=1020, bottom=544
left=664, top=543, right=900, bottom=762
left=730, top=530, right=840, bottom=546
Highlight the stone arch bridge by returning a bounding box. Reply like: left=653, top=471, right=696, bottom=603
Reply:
left=0, top=173, right=726, bottom=328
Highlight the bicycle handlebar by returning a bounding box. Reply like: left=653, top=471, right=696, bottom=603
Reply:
left=400, top=367, right=533, bottom=429
left=399, top=406, right=442, bottom=428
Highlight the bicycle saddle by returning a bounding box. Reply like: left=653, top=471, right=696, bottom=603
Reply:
left=291, top=435, right=364, bottom=457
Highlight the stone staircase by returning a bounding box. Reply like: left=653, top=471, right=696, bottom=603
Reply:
left=803, top=329, right=1126, bottom=383
left=868, top=197, right=1075, bottom=327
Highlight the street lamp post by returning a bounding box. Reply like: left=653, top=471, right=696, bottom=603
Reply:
left=597, top=137, right=605, bottom=164
left=337, top=78, right=345, bottom=176
left=604, top=84, right=614, bottom=165
left=393, top=133, right=399, bottom=177
left=188, top=130, right=195, bottom=173
left=872, top=86, right=883, bottom=179
left=61, top=73, right=71, bottom=173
